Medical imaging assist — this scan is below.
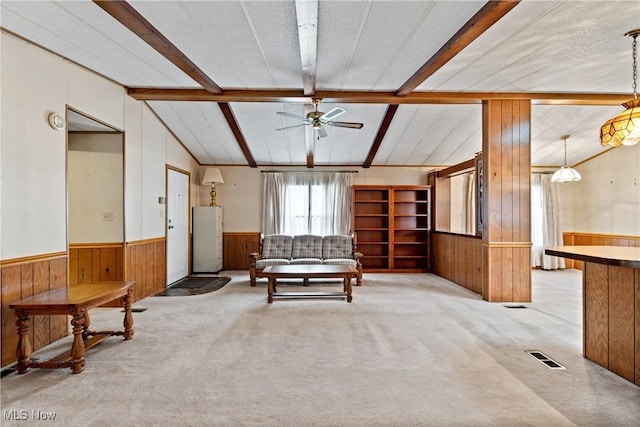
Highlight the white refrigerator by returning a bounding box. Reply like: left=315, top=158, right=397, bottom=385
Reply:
left=192, top=206, right=223, bottom=273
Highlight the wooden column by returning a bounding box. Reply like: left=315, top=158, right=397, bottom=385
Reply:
left=481, top=99, right=532, bottom=302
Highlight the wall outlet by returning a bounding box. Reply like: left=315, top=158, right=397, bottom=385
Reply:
left=103, top=212, right=113, bottom=222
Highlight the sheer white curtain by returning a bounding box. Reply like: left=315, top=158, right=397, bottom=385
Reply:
left=531, top=173, right=565, bottom=269
left=262, top=172, right=352, bottom=235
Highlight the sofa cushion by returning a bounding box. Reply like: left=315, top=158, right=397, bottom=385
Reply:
left=262, top=235, right=294, bottom=259
left=324, top=258, right=357, bottom=267
left=290, top=257, right=323, bottom=265
left=322, top=235, right=353, bottom=259
left=292, top=235, right=323, bottom=259
left=255, top=258, right=290, bottom=270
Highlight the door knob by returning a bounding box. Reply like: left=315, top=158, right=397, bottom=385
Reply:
left=168, top=225, right=174, bottom=229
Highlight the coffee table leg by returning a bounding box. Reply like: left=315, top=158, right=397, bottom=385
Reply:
left=15, top=310, right=32, bottom=374
left=268, top=277, right=274, bottom=303
left=70, top=310, right=86, bottom=374
left=345, top=276, right=352, bottom=303
left=123, top=288, right=134, bottom=340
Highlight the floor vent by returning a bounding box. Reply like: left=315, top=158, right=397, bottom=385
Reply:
left=121, top=308, right=148, bottom=313
left=504, top=304, right=528, bottom=309
left=526, top=350, right=566, bottom=369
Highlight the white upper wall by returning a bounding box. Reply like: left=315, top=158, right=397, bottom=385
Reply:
left=565, top=144, right=640, bottom=236
left=1, top=33, right=199, bottom=260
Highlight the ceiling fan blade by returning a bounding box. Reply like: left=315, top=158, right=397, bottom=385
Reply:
left=320, top=106, right=346, bottom=121
left=276, top=111, right=310, bottom=122
left=324, top=121, right=364, bottom=129
left=316, top=126, right=328, bottom=138
left=275, top=123, right=309, bottom=131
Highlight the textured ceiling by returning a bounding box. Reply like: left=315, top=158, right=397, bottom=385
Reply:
left=2, top=0, right=639, bottom=168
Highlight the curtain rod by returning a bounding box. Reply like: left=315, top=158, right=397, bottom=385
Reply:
left=260, top=170, right=358, bottom=173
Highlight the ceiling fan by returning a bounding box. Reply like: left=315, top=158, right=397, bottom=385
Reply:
left=275, top=98, right=363, bottom=138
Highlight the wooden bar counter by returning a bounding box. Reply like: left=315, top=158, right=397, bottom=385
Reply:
left=545, top=246, right=640, bottom=385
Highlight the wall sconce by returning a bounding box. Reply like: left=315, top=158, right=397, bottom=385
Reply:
left=201, top=168, right=224, bottom=207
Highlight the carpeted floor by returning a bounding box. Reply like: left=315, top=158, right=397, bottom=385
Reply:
left=154, top=276, right=231, bottom=296
left=1, top=271, right=639, bottom=426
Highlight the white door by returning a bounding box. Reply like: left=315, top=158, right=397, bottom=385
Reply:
left=167, top=169, right=189, bottom=285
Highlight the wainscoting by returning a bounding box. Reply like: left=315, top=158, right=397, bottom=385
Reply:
left=223, top=232, right=261, bottom=270
left=562, top=232, right=640, bottom=269
left=124, top=238, right=166, bottom=303
left=69, top=239, right=165, bottom=307
left=432, top=232, right=482, bottom=296
left=69, top=243, right=125, bottom=284
left=1, top=254, right=68, bottom=367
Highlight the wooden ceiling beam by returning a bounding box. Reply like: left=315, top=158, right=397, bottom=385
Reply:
left=128, top=87, right=630, bottom=106
left=396, top=0, right=521, bottom=96
left=363, top=105, right=399, bottom=168
left=94, top=0, right=222, bottom=94
left=295, top=0, right=318, bottom=96
left=218, top=103, right=257, bottom=168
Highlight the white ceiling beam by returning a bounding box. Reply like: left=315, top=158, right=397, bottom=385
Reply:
left=295, top=0, right=318, bottom=96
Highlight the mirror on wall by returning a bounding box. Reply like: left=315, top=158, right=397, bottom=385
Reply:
left=67, top=109, right=124, bottom=245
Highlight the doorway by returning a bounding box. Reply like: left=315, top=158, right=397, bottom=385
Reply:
left=166, top=167, right=190, bottom=285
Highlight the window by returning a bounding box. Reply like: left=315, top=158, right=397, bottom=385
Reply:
left=262, top=172, right=353, bottom=235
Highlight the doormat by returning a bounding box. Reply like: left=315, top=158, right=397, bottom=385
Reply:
left=154, top=276, right=231, bottom=296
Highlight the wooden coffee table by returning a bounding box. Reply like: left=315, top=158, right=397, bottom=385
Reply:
left=262, top=265, right=357, bottom=303
left=9, top=281, right=135, bottom=374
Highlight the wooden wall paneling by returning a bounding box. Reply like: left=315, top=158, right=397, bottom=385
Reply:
left=32, top=262, right=50, bottom=353
left=1, top=256, right=68, bottom=368
left=156, top=240, right=167, bottom=293
left=79, top=248, right=93, bottom=283
left=636, top=268, right=640, bottom=386
left=223, top=232, right=261, bottom=270
left=583, top=262, right=609, bottom=369
left=1, top=266, right=22, bottom=366
left=69, top=248, right=79, bottom=285
left=49, top=258, right=68, bottom=342
left=608, top=266, right=635, bottom=382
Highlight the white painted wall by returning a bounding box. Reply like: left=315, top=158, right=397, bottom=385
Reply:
left=563, top=145, right=640, bottom=236
left=68, top=133, right=123, bottom=243
left=1, top=33, right=199, bottom=260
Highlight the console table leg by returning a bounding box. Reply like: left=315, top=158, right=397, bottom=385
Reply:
left=70, top=311, right=86, bottom=374
left=123, top=289, right=134, bottom=340
left=15, top=311, right=32, bottom=374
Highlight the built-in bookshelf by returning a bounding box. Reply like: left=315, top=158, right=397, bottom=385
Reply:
left=352, top=185, right=431, bottom=272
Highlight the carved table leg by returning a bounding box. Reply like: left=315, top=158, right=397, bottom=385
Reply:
left=82, top=310, right=92, bottom=340
left=345, top=276, right=353, bottom=303
left=70, top=310, right=86, bottom=374
left=15, top=310, right=32, bottom=374
left=123, top=288, right=134, bottom=340
left=268, top=277, right=274, bottom=303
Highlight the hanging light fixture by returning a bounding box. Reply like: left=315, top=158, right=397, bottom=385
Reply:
left=551, top=135, right=582, bottom=183
left=600, top=29, right=640, bottom=147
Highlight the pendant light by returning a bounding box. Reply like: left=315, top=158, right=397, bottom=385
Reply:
left=600, top=29, right=640, bottom=147
left=551, top=135, right=581, bottom=183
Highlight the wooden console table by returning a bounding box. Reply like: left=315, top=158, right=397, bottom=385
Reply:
left=545, top=246, right=640, bottom=385
left=9, top=281, right=135, bottom=374
left=262, top=265, right=357, bottom=303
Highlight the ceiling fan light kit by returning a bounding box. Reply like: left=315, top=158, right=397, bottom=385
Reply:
left=275, top=98, right=363, bottom=138
left=600, top=29, right=640, bottom=147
